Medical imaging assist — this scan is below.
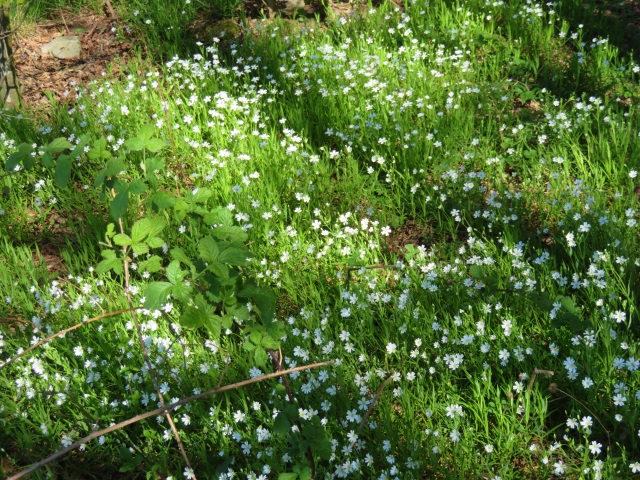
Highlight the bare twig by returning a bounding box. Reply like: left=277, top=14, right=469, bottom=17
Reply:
left=7, top=360, right=334, bottom=480
left=0, top=307, right=142, bottom=372
left=356, top=372, right=395, bottom=435
left=527, top=368, right=554, bottom=393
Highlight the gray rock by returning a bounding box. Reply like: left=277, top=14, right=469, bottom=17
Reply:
left=41, top=36, right=82, bottom=59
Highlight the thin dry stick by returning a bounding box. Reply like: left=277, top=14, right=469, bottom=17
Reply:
left=527, top=368, right=554, bottom=393
left=356, top=372, right=396, bottom=435
left=7, top=360, right=334, bottom=480
left=0, top=308, right=142, bottom=372
left=117, top=218, right=194, bottom=476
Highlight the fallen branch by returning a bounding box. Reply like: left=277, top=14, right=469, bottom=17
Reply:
left=8, top=360, right=334, bottom=480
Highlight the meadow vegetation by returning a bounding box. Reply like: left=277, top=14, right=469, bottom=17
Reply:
left=1, top=0, right=639, bottom=478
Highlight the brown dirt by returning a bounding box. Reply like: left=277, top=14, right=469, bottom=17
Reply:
left=12, top=9, right=134, bottom=108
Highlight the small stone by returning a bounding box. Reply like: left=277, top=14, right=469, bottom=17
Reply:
left=41, top=36, right=82, bottom=59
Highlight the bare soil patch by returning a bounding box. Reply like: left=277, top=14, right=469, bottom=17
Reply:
left=13, top=9, right=133, bottom=108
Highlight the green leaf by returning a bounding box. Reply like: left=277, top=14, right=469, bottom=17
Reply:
left=273, top=413, right=290, bottom=437
left=314, top=437, right=333, bottom=460
left=137, top=124, right=156, bottom=142
left=139, top=255, right=162, bottom=273
left=131, top=243, right=149, bottom=255
left=207, top=261, right=229, bottom=280
left=46, top=137, right=73, bottom=153
left=198, top=236, right=220, bottom=262
left=128, top=179, right=147, bottom=195
left=180, top=306, right=208, bottom=329
left=294, top=466, right=312, bottom=480
left=110, top=189, right=129, bottom=220
left=238, top=280, right=277, bottom=322
left=171, top=283, right=192, bottom=303
left=218, top=243, right=251, bottom=266
left=96, top=257, right=122, bottom=275
left=5, top=143, right=32, bottom=172
left=145, top=156, right=165, bottom=173
left=192, top=188, right=212, bottom=204
left=88, top=136, right=112, bottom=160
left=150, top=190, right=175, bottom=210
left=147, top=236, right=164, bottom=249
left=105, top=158, right=128, bottom=177
left=143, top=282, right=172, bottom=309
left=113, top=233, right=132, bottom=246
left=212, top=225, right=248, bottom=242
left=204, top=315, right=222, bottom=340
left=144, top=138, right=165, bottom=153
left=54, top=154, right=72, bottom=188
left=124, top=137, right=145, bottom=151
left=203, top=206, right=233, bottom=226
left=166, top=260, right=186, bottom=285
left=171, top=248, right=194, bottom=269
left=131, top=218, right=152, bottom=244
left=278, top=474, right=298, bottom=480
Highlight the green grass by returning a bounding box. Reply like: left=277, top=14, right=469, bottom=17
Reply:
left=1, top=0, right=640, bottom=479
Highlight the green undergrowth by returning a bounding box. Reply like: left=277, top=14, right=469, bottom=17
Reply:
left=1, top=0, right=640, bottom=479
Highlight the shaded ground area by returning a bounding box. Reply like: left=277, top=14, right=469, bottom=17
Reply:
left=13, top=9, right=133, bottom=107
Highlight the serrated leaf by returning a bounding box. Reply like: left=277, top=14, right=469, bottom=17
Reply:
left=131, top=218, right=152, bottom=244
left=54, top=154, right=72, bottom=188
left=180, top=306, right=208, bottom=329
left=218, top=243, right=251, bottom=266
left=110, top=189, right=129, bottom=220
left=278, top=474, right=298, bottom=480
left=46, top=137, right=73, bottom=153
left=139, top=255, right=162, bottom=273
left=150, top=190, right=175, bottom=211
left=238, top=280, right=276, bottom=322
left=143, top=281, right=172, bottom=309
left=147, top=236, right=164, bottom=248
left=128, top=179, right=147, bottom=196
left=273, top=413, right=290, bottom=437
left=171, top=248, right=194, bottom=269
left=170, top=283, right=192, bottom=303
left=137, top=124, right=156, bottom=142
left=124, top=137, right=144, bottom=151
left=144, top=138, right=165, bottom=153
left=228, top=304, right=250, bottom=321
left=203, top=206, right=233, bottom=226
left=88, top=136, right=111, bottom=160
left=131, top=243, right=149, bottom=255
left=198, top=236, right=220, bottom=263
left=254, top=347, right=268, bottom=366
left=205, top=315, right=222, bottom=340
left=105, top=158, right=128, bottom=177
left=208, top=261, right=229, bottom=280
left=212, top=225, right=248, bottom=242
left=113, top=233, right=132, bottom=246
left=145, top=156, right=165, bottom=172
left=166, top=260, right=186, bottom=285
left=314, top=437, right=333, bottom=460
left=96, top=257, right=122, bottom=275
left=192, top=188, right=212, bottom=204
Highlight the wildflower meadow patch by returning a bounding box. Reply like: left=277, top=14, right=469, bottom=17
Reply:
left=0, top=0, right=639, bottom=479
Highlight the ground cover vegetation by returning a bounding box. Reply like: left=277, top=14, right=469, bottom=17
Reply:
left=1, top=0, right=639, bottom=478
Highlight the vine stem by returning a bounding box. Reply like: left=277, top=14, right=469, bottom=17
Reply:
left=0, top=307, right=142, bottom=372
left=7, top=361, right=334, bottom=480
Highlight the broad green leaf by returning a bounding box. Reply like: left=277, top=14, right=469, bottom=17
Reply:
left=265, top=320, right=285, bottom=342
left=144, top=138, right=165, bottom=152
left=254, top=347, right=268, bottom=366
left=278, top=474, right=298, bottom=480
left=128, top=179, right=147, bottom=195
left=212, top=225, right=248, bottom=242
left=203, top=206, right=233, bottom=226
left=314, top=437, right=333, bottom=460
left=192, top=188, right=212, bottom=204
left=166, top=260, right=186, bottom=285
left=131, top=218, right=152, bottom=244
left=139, top=255, right=162, bottom=273
left=110, top=189, right=129, bottom=220
left=105, top=158, right=128, bottom=177
left=150, top=190, right=175, bottom=210
left=40, top=151, right=54, bottom=168
left=238, top=280, right=277, bottom=322
left=96, top=257, right=123, bottom=275
left=170, top=283, right=192, bottom=303
left=5, top=143, right=32, bottom=172
left=204, top=315, right=222, bottom=340
left=273, top=413, right=290, bottom=437
left=46, top=137, right=73, bottom=153
left=54, top=154, right=72, bottom=188
left=143, top=282, right=172, bottom=309
left=145, top=156, right=165, bottom=173
left=198, top=236, right=220, bottom=263
left=170, top=248, right=194, bottom=269
left=180, top=306, right=208, bottom=329
left=147, top=236, right=164, bottom=249
left=113, top=233, right=132, bottom=246
left=88, top=136, right=111, bottom=160
left=131, top=243, right=149, bottom=255
left=207, top=261, right=229, bottom=280
left=218, top=243, right=251, bottom=266
left=228, top=304, right=250, bottom=321
left=124, top=137, right=144, bottom=151
left=137, top=124, right=156, bottom=142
